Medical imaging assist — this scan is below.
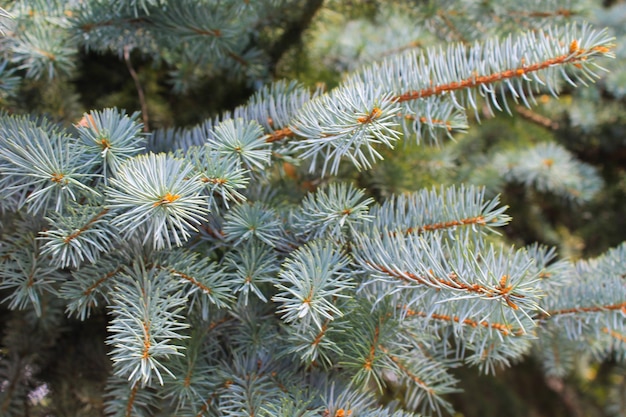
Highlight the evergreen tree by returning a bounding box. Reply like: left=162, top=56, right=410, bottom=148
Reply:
left=0, top=1, right=624, bottom=416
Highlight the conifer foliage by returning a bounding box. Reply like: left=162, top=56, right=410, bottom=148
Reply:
left=0, top=1, right=625, bottom=416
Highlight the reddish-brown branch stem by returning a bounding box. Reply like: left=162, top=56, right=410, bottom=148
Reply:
left=264, top=44, right=609, bottom=146
left=227, top=51, right=248, bottom=67
left=125, top=382, right=140, bottom=417
left=208, top=316, right=232, bottom=331
left=83, top=267, right=123, bottom=296
left=192, top=28, right=221, bottom=37
left=436, top=10, right=468, bottom=45
left=141, top=320, right=151, bottom=359
left=401, top=114, right=454, bottom=131
left=515, top=105, right=559, bottom=130
left=312, top=322, right=329, bottom=348
left=363, top=323, right=380, bottom=371
left=524, top=9, right=577, bottom=18
left=379, top=344, right=432, bottom=391
left=63, top=208, right=110, bottom=244
left=537, top=302, right=626, bottom=320
left=168, top=269, right=213, bottom=294
left=195, top=378, right=235, bottom=417
left=603, top=327, right=626, bottom=343
left=394, top=49, right=592, bottom=103
left=381, top=40, right=423, bottom=58
left=202, top=224, right=225, bottom=238
left=404, top=216, right=487, bottom=234
left=81, top=18, right=146, bottom=33
left=123, top=45, right=149, bottom=132
left=265, top=127, right=296, bottom=143
left=404, top=307, right=524, bottom=336
left=366, top=261, right=523, bottom=309
left=201, top=176, right=228, bottom=185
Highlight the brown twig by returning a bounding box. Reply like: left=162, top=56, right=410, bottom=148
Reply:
left=123, top=45, right=149, bottom=132
left=515, top=105, right=559, bottom=130
left=544, top=375, right=585, bottom=417
left=267, top=0, right=325, bottom=73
